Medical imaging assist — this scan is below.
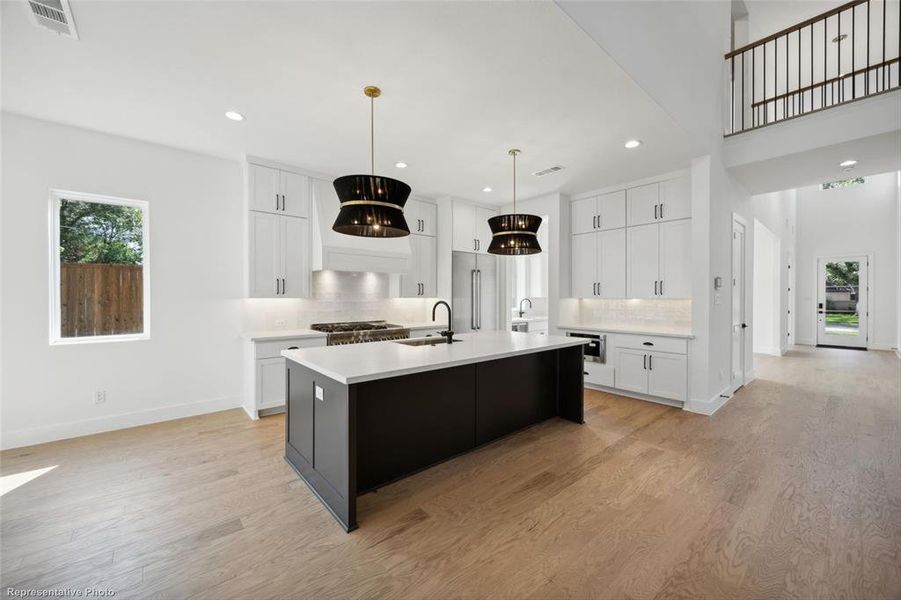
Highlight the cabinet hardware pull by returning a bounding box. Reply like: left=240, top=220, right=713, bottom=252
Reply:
left=275, top=193, right=279, bottom=210
left=660, top=280, right=664, bottom=295
left=281, top=278, right=286, bottom=294
left=276, top=278, right=280, bottom=295
left=654, top=204, right=658, bottom=220
left=287, top=346, right=299, bottom=350
left=593, top=215, right=597, bottom=229
left=654, top=280, right=658, bottom=295
left=660, top=203, right=664, bottom=218
left=643, top=354, right=647, bottom=369
left=597, top=214, right=601, bottom=229
left=649, top=355, right=653, bottom=370
left=642, top=341, right=654, bottom=346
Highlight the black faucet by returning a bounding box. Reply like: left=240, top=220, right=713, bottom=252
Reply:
left=432, top=300, right=454, bottom=344
left=518, top=298, right=532, bottom=318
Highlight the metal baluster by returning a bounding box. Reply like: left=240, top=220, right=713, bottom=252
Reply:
left=867, top=0, right=871, bottom=94
left=741, top=51, right=745, bottom=131
left=883, top=0, right=887, bottom=91
left=764, top=42, right=768, bottom=123
left=731, top=55, right=735, bottom=133
left=852, top=5, right=856, bottom=99
left=752, top=46, right=756, bottom=126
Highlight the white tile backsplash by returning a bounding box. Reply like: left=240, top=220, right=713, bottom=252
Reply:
left=559, top=298, right=692, bottom=330
left=243, top=271, right=441, bottom=330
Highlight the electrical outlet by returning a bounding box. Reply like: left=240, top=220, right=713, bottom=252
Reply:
left=275, top=319, right=288, bottom=327
left=94, top=390, right=106, bottom=404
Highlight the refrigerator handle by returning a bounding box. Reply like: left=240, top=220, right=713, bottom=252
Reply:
left=476, top=269, right=482, bottom=329
left=471, top=269, right=478, bottom=329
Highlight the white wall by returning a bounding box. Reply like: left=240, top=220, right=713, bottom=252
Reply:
left=795, top=171, right=900, bottom=350
left=753, top=219, right=781, bottom=355
left=1, top=113, right=245, bottom=449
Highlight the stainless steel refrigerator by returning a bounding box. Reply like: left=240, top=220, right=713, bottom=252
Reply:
left=452, top=251, right=498, bottom=333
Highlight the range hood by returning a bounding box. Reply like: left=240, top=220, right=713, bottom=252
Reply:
left=311, top=178, right=412, bottom=273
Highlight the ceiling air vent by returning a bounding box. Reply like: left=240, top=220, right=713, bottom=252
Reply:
left=532, top=165, right=564, bottom=177
left=28, top=0, right=79, bottom=39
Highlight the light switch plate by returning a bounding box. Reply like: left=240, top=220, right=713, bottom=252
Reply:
left=315, top=385, right=324, bottom=401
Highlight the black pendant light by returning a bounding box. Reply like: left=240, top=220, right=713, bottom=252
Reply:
left=487, top=149, right=542, bottom=255
left=332, top=86, right=411, bottom=238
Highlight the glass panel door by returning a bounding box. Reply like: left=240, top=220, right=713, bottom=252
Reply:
left=816, top=257, right=868, bottom=348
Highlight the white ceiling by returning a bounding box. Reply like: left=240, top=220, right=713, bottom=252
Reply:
left=1, top=1, right=695, bottom=204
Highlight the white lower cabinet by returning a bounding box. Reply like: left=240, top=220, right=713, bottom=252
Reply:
left=615, top=349, right=650, bottom=394
left=647, top=352, right=688, bottom=401
left=245, top=336, right=327, bottom=419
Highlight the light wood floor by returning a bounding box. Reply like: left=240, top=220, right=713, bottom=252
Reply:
left=2, top=346, right=899, bottom=599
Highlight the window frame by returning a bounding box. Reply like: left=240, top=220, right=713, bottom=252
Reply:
left=48, top=189, right=151, bottom=345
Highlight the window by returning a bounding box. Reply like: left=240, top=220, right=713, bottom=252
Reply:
left=49, top=190, right=150, bottom=344
left=821, top=177, right=865, bottom=190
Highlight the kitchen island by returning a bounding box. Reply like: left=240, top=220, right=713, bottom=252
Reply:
left=282, top=331, right=587, bottom=531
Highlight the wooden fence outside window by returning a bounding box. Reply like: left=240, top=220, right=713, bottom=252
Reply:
left=60, top=263, right=143, bottom=337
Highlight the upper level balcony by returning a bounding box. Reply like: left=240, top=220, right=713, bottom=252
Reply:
left=725, top=0, right=899, bottom=136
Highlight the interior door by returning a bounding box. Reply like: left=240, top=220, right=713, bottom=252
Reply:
left=281, top=216, right=310, bottom=298
left=571, top=196, right=597, bottom=235
left=816, top=256, right=868, bottom=348
left=627, top=223, right=659, bottom=298
left=571, top=233, right=597, bottom=298
left=659, top=219, right=692, bottom=298
left=598, top=228, right=626, bottom=298
left=249, top=164, right=280, bottom=214
left=731, top=221, right=746, bottom=391
left=249, top=211, right=280, bottom=297
left=615, top=349, right=648, bottom=394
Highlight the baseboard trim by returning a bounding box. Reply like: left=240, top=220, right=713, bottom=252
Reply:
left=684, top=385, right=733, bottom=416
left=896, top=348, right=901, bottom=360
left=753, top=347, right=782, bottom=357
left=584, top=383, right=683, bottom=409
left=1, top=395, right=243, bottom=450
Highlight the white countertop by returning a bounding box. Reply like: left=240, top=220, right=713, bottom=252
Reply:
left=511, top=316, right=549, bottom=324
left=282, top=331, right=588, bottom=384
left=243, top=329, right=328, bottom=342
left=243, top=321, right=444, bottom=342
left=558, top=323, right=695, bottom=339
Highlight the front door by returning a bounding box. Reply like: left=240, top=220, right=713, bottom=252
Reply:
left=816, top=257, right=868, bottom=348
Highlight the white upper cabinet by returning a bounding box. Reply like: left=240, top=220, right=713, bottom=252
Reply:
left=571, top=228, right=626, bottom=299
left=572, top=191, right=626, bottom=235
left=626, top=219, right=691, bottom=299
left=249, top=164, right=281, bottom=214
left=280, top=170, right=310, bottom=218
left=249, top=211, right=280, bottom=297
left=571, top=233, right=597, bottom=298
left=475, top=206, right=497, bottom=254
left=626, top=183, right=660, bottom=227
left=572, top=196, right=597, bottom=236
left=452, top=201, right=497, bottom=254
left=280, top=216, right=311, bottom=298
left=401, top=232, right=437, bottom=297
left=659, top=219, right=692, bottom=298
left=249, top=163, right=310, bottom=218
left=659, top=176, right=691, bottom=222
left=627, top=176, right=690, bottom=226
left=626, top=223, right=660, bottom=299
left=597, top=228, right=626, bottom=298
left=407, top=199, right=437, bottom=236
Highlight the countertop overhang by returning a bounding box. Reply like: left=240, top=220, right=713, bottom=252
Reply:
left=281, top=331, right=589, bottom=385
left=558, top=323, right=695, bottom=339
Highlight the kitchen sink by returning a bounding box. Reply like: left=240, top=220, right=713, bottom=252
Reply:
left=394, top=337, right=463, bottom=347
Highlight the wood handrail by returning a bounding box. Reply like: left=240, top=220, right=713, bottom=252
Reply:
left=725, top=0, right=867, bottom=59
left=749, top=57, right=899, bottom=107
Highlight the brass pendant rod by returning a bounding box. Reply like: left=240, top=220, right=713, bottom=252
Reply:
left=370, top=94, right=375, bottom=176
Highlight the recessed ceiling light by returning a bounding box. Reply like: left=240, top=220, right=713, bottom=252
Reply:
left=482, top=187, right=492, bottom=193
left=839, top=159, right=857, bottom=167
left=225, top=111, right=245, bottom=121
left=395, top=161, right=408, bottom=169
left=832, top=33, right=848, bottom=43
left=624, top=139, right=642, bottom=149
